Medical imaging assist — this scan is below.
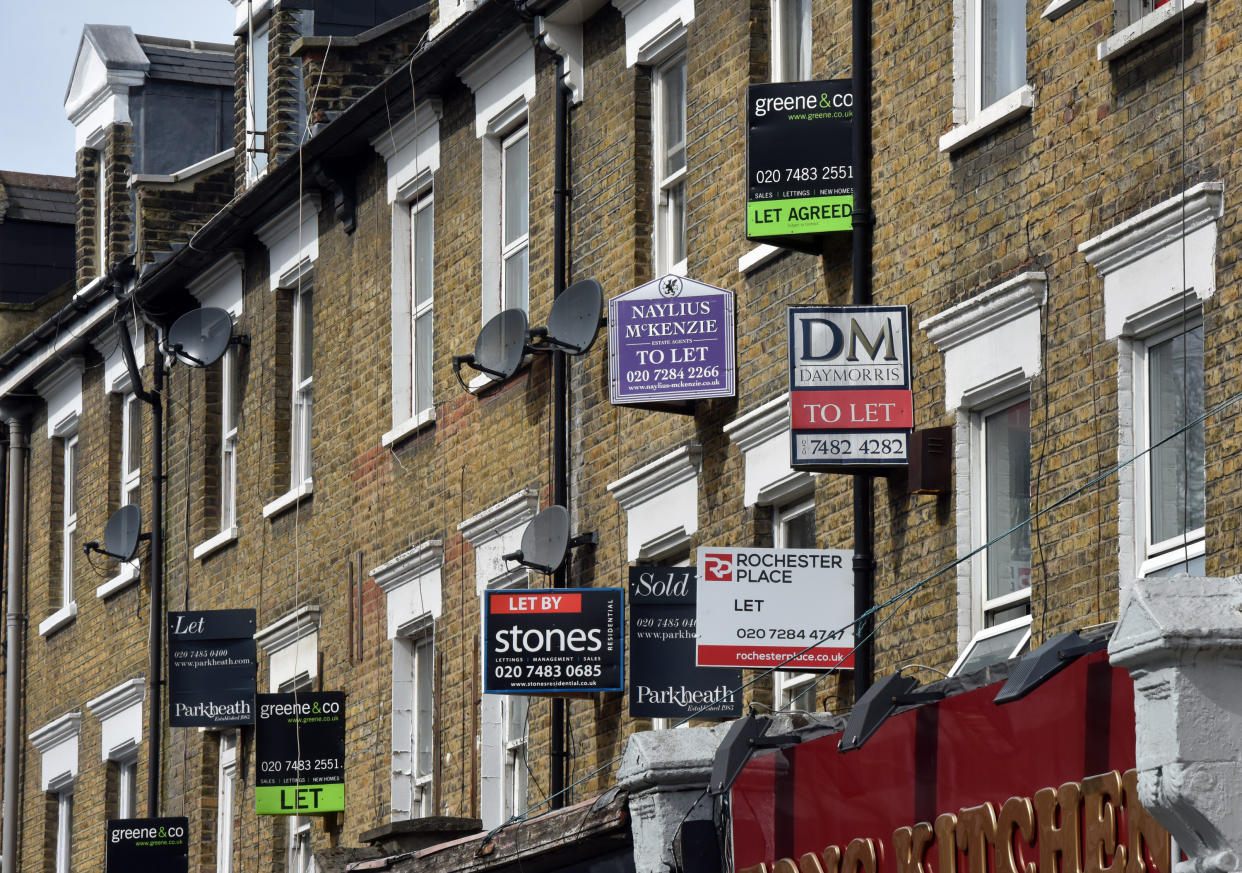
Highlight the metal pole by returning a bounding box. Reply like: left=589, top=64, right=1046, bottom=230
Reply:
left=146, top=350, right=164, bottom=816
left=2, top=414, right=28, bottom=873
left=549, top=51, right=569, bottom=811
left=851, top=0, right=876, bottom=700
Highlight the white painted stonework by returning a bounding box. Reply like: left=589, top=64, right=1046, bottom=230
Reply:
left=608, top=444, right=701, bottom=562
left=1109, top=576, right=1242, bottom=873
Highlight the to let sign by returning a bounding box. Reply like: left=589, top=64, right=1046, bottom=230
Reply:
left=609, top=275, right=736, bottom=405
left=747, top=79, right=853, bottom=251
left=168, top=609, right=256, bottom=727
left=788, top=305, right=912, bottom=469
left=255, top=691, right=345, bottom=815
left=485, top=588, right=623, bottom=693
left=695, top=547, right=855, bottom=671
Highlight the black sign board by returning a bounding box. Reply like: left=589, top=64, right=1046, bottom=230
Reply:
left=106, top=817, right=189, bottom=873
left=629, top=567, right=742, bottom=719
left=255, top=691, right=345, bottom=814
left=746, top=79, right=853, bottom=253
left=484, top=588, right=623, bottom=693
left=168, top=609, right=256, bottom=727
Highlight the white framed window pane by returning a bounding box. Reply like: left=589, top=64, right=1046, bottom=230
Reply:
left=217, top=733, right=237, bottom=873
left=96, top=153, right=107, bottom=275
left=56, top=791, right=73, bottom=873
left=774, top=499, right=816, bottom=705
left=413, top=636, right=434, bottom=782
left=122, top=394, right=141, bottom=505
left=221, top=347, right=238, bottom=529
left=413, top=199, right=434, bottom=309
left=781, top=0, right=813, bottom=81
left=503, top=249, right=529, bottom=312
left=980, top=0, right=1025, bottom=106
left=247, top=25, right=270, bottom=177
left=502, top=695, right=528, bottom=818
left=292, top=290, right=313, bottom=486
left=1147, top=326, right=1205, bottom=546
left=660, top=63, right=686, bottom=178
left=297, top=292, right=314, bottom=382
left=983, top=399, right=1031, bottom=607
left=288, top=817, right=311, bottom=873
left=502, top=132, right=528, bottom=247
left=952, top=616, right=1030, bottom=676
left=414, top=312, right=434, bottom=416
left=118, top=758, right=137, bottom=818
left=63, top=436, right=78, bottom=602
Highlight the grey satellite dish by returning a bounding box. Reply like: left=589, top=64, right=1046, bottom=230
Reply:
left=503, top=506, right=571, bottom=575
left=457, top=308, right=529, bottom=381
left=168, top=307, right=234, bottom=368
left=531, top=279, right=604, bottom=355
left=103, top=504, right=143, bottom=562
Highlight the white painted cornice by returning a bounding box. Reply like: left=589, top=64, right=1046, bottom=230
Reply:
left=607, top=444, right=701, bottom=509
left=255, top=604, right=321, bottom=653
left=921, top=272, right=1047, bottom=351
left=1080, top=183, right=1224, bottom=276
left=458, top=490, right=539, bottom=545
left=372, top=540, right=443, bottom=593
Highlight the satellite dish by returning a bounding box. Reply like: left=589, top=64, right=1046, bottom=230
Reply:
left=506, top=506, right=571, bottom=575
left=103, top=504, right=143, bottom=562
left=168, top=307, right=234, bottom=368
left=534, top=279, right=604, bottom=355
left=471, top=308, right=529, bottom=380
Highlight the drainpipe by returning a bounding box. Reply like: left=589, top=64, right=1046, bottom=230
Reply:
left=549, top=45, right=570, bottom=814
left=851, top=0, right=876, bottom=699
left=2, top=412, right=30, bottom=873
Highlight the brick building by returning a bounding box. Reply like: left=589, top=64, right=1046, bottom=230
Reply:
left=0, top=0, right=1234, bottom=871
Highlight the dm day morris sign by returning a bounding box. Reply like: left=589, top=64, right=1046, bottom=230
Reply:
left=788, top=305, right=912, bottom=469
left=609, top=274, right=735, bottom=406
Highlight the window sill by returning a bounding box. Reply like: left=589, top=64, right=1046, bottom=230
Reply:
left=96, top=563, right=140, bottom=599
left=193, top=526, right=239, bottom=560
left=939, top=85, right=1035, bottom=154
left=1097, top=0, right=1207, bottom=61
left=1041, top=0, right=1089, bottom=19
left=738, top=244, right=785, bottom=274
left=262, top=480, right=314, bottom=519
left=382, top=410, right=436, bottom=447
left=39, top=602, right=78, bottom=637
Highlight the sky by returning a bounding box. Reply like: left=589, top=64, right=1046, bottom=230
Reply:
left=0, top=2, right=237, bottom=177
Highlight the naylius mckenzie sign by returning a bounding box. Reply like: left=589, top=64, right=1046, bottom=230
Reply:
left=729, top=652, right=1171, bottom=873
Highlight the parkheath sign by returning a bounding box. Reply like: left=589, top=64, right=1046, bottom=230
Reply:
left=747, top=80, right=853, bottom=251
left=788, top=305, right=912, bottom=469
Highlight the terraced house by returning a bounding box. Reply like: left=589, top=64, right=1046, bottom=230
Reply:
left=0, top=0, right=1239, bottom=872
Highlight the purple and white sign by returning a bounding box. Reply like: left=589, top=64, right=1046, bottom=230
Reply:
left=608, top=275, right=736, bottom=405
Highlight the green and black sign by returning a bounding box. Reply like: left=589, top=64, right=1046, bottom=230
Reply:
left=255, top=691, right=345, bottom=815
left=106, top=817, right=189, bottom=872
left=746, top=79, right=854, bottom=251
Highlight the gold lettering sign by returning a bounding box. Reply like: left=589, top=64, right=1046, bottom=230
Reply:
left=756, top=770, right=1170, bottom=873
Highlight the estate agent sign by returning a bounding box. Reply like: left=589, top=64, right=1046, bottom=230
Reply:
left=695, top=547, right=855, bottom=670
left=788, top=305, right=913, bottom=469
left=609, top=275, right=735, bottom=405
left=629, top=566, right=742, bottom=719
left=484, top=588, right=624, bottom=694
left=255, top=691, right=346, bottom=815
left=106, top=817, right=189, bottom=873
left=168, top=609, right=256, bottom=727
left=747, top=79, right=853, bottom=251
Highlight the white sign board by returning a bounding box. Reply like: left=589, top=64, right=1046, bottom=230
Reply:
left=695, top=547, right=855, bottom=670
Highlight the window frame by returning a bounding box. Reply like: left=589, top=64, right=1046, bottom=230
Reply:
left=245, top=20, right=271, bottom=182
left=217, top=732, right=237, bottom=873
left=410, top=630, right=435, bottom=816
left=772, top=497, right=818, bottom=711
left=965, top=0, right=1027, bottom=118
left=95, top=150, right=107, bottom=276
left=409, top=190, right=435, bottom=424
left=61, top=433, right=79, bottom=609
left=971, top=395, right=1034, bottom=629
left=499, top=124, right=529, bottom=315
left=55, top=788, right=73, bottom=873
left=652, top=51, right=688, bottom=277
left=771, top=0, right=812, bottom=82
left=500, top=693, right=529, bottom=822
left=290, top=284, right=313, bottom=491
left=1132, top=317, right=1206, bottom=577
left=221, top=346, right=239, bottom=530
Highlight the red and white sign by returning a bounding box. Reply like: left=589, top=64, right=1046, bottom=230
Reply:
left=788, top=306, right=913, bottom=468
left=490, top=593, right=582, bottom=614
left=729, top=652, right=1170, bottom=873
left=695, top=547, right=854, bottom=670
